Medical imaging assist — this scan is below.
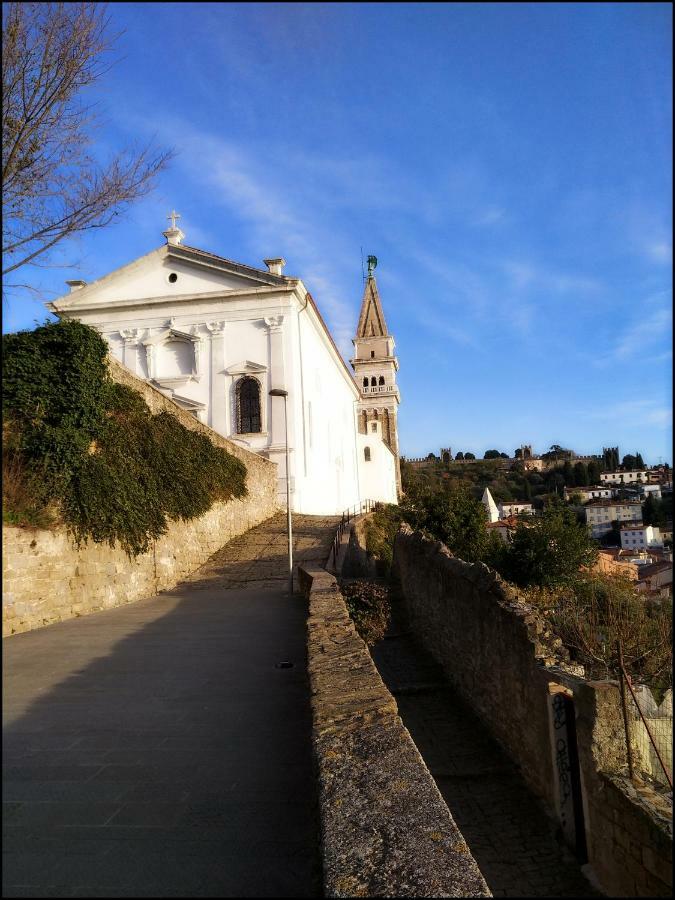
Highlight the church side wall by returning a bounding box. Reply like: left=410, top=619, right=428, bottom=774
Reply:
left=292, top=307, right=361, bottom=514
left=2, top=358, right=278, bottom=637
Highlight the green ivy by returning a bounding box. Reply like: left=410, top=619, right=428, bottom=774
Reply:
left=3, top=321, right=247, bottom=555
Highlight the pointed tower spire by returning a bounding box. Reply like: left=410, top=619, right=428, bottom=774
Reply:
left=356, top=273, right=389, bottom=339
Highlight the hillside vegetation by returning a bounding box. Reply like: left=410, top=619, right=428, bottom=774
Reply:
left=361, top=466, right=672, bottom=696
left=2, top=320, right=247, bottom=555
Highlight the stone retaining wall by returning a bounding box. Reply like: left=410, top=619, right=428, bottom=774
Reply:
left=394, top=525, right=673, bottom=897
left=3, top=358, right=278, bottom=636
left=299, top=563, right=490, bottom=898
left=394, top=524, right=567, bottom=812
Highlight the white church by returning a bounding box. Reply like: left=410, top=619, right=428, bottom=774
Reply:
left=48, top=214, right=400, bottom=515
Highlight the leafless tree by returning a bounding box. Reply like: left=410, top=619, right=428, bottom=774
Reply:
left=550, top=573, right=672, bottom=689
left=2, top=2, right=173, bottom=283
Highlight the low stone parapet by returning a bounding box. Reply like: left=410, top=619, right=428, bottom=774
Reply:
left=299, top=563, right=490, bottom=898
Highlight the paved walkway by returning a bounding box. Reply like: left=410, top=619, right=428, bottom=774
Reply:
left=371, top=596, right=600, bottom=899
left=3, top=513, right=338, bottom=898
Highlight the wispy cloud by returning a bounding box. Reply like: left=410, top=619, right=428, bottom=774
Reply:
left=592, top=292, right=672, bottom=367
left=587, top=399, right=672, bottom=429
left=645, top=241, right=672, bottom=265
left=120, top=117, right=367, bottom=356
left=501, top=259, right=603, bottom=295
left=472, top=206, right=507, bottom=227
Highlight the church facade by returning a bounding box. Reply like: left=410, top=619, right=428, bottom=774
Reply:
left=48, top=218, right=399, bottom=515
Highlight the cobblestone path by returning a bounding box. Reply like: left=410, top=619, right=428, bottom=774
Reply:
left=3, top=513, right=338, bottom=899
left=371, top=596, right=600, bottom=899
left=183, top=511, right=340, bottom=590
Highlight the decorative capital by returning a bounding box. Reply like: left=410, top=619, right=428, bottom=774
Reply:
left=205, top=320, right=227, bottom=334
left=119, top=327, right=142, bottom=344
left=264, top=315, right=285, bottom=333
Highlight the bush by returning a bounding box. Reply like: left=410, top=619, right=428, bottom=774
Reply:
left=363, top=504, right=403, bottom=575
left=340, top=579, right=391, bottom=645
left=550, top=575, right=672, bottom=693
left=3, top=321, right=247, bottom=554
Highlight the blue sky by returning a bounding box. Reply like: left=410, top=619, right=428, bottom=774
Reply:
left=4, top=2, right=672, bottom=464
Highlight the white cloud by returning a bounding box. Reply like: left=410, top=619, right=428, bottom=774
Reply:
left=645, top=241, right=673, bottom=265
left=593, top=298, right=672, bottom=367
left=472, top=206, right=506, bottom=227
left=587, top=399, right=672, bottom=429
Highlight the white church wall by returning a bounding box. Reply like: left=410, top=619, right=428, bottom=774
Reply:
left=356, top=421, right=398, bottom=505
left=290, top=303, right=362, bottom=515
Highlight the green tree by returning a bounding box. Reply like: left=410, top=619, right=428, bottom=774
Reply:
left=455, top=452, right=464, bottom=460
left=574, top=462, right=589, bottom=487
left=514, top=448, right=522, bottom=459
left=642, top=494, right=668, bottom=528
left=464, top=452, right=476, bottom=460
left=542, top=444, right=573, bottom=462
left=522, top=479, right=532, bottom=501
left=499, top=452, right=509, bottom=459
left=563, top=460, right=574, bottom=486
left=484, top=449, right=501, bottom=460
left=599, top=521, right=621, bottom=546
left=587, top=459, right=601, bottom=485
left=496, top=498, right=598, bottom=588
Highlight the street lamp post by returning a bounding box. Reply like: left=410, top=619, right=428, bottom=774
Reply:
left=269, top=388, right=293, bottom=596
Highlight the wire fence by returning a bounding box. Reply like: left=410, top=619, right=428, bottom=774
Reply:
left=617, top=645, right=672, bottom=790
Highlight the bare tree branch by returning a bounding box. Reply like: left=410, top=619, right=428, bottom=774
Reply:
left=2, top=2, right=173, bottom=280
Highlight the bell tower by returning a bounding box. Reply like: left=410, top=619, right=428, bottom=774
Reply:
left=351, top=256, right=401, bottom=494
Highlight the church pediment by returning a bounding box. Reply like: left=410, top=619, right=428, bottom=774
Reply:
left=48, top=242, right=291, bottom=313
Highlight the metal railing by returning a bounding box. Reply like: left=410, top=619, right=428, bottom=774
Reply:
left=328, top=499, right=380, bottom=570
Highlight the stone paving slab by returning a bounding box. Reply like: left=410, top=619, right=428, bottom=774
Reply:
left=371, top=597, right=600, bottom=899
left=3, top=514, right=338, bottom=898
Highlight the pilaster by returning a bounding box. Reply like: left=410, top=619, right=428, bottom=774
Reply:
left=264, top=315, right=287, bottom=449
left=119, top=328, right=143, bottom=374
left=206, top=321, right=227, bottom=435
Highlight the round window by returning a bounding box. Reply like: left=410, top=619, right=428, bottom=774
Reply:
left=168, top=272, right=178, bottom=283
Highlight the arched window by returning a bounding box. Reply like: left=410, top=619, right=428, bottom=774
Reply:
left=364, top=447, right=371, bottom=462
left=236, top=376, right=261, bottom=433
left=378, top=375, right=385, bottom=385
left=371, top=376, right=377, bottom=386
left=363, top=377, right=368, bottom=387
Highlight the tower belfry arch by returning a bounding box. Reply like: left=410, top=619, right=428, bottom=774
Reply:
left=351, top=258, right=401, bottom=494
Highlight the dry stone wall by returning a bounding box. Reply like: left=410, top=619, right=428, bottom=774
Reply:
left=3, top=357, right=278, bottom=636
left=394, top=526, right=673, bottom=898
left=394, top=524, right=567, bottom=811
left=299, top=563, right=490, bottom=898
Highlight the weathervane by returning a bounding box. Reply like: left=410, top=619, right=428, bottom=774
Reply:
left=366, top=255, right=378, bottom=279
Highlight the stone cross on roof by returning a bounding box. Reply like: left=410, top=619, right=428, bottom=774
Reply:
left=163, top=209, right=185, bottom=245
